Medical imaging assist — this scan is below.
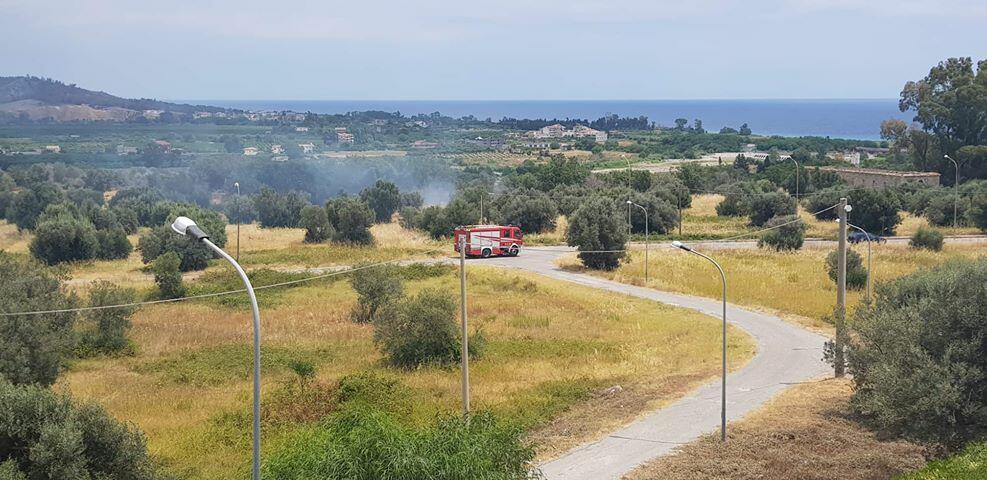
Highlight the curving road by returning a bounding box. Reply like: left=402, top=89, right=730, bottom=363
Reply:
left=480, top=247, right=831, bottom=480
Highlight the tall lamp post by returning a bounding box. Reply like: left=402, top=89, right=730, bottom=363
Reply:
left=944, top=155, right=959, bottom=228
left=671, top=240, right=727, bottom=442
left=171, top=216, right=261, bottom=480
left=627, top=200, right=649, bottom=283
left=845, top=221, right=873, bottom=302
left=234, top=182, right=241, bottom=261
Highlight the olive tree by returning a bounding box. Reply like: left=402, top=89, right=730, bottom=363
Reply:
left=348, top=265, right=404, bottom=324
left=360, top=180, right=402, bottom=223
left=567, top=196, right=627, bottom=270
left=299, top=205, right=334, bottom=243
left=757, top=215, right=806, bottom=251
left=325, top=196, right=375, bottom=245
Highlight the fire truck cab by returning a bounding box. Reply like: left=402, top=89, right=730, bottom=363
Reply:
left=453, top=225, right=523, bottom=258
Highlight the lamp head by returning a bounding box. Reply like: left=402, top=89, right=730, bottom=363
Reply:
left=171, top=216, right=209, bottom=241
left=626, top=200, right=632, bottom=204
left=844, top=204, right=853, bottom=213
left=671, top=240, right=692, bottom=251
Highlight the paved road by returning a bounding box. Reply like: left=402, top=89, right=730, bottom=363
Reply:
left=625, top=234, right=987, bottom=251
left=479, top=247, right=831, bottom=480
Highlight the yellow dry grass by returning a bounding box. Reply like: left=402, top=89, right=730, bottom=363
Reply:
left=525, top=216, right=568, bottom=246
left=564, top=243, right=985, bottom=331
left=0, top=220, right=31, bottom=253
left=57, top=266, right=755, bottom=479
left=624, top=378, right=926, bottom=480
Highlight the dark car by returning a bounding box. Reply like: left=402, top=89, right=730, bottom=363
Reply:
left=848, top=231, right=886, bottom=244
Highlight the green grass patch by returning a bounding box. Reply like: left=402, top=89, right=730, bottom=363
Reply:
left=134, top=344, right=335, bottom=386
left=899, top=442, right=987, bottom=479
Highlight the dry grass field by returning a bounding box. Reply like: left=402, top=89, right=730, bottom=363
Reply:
left=563, top=243, right=985, bottom=331
left=624, top=378, right=927, bottom=480
left=55, top=263, right=755, bottom=479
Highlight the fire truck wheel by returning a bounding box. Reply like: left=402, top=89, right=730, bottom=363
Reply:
left=509, top=245, right=519, bottom=256
left=481, top=248, right=492, bottom=258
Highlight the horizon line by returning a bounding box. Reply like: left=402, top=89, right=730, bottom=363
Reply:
left=173, top=97, right=900, bottom=103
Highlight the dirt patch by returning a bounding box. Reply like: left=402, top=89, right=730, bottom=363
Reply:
left=624, top=378, right=926, bottom=480
left=531, top=373, right=710, bottom=461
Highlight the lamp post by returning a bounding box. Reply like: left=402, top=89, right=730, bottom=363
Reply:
left=234, top=182, right=241, bottom=261
left=171, top=216, right=261, bottom=480
left=846, top=221, right=873, bottom=302
left=944, top=155, right=959, bottom=228
left=671, top=240, right=727, bottom=442
left=627, top=200, right=649, bottom=283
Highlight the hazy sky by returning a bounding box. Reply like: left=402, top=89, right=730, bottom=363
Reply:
left=2, top=0, right=985, bottom=100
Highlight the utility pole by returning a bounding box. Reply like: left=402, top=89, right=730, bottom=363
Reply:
left=835, top=198, right=848, bottom=377
left=945, top=155, right=959, bottom=228
left=459, top=235, right=471, bottom=417
left=677, top=196, right=683, bottom=236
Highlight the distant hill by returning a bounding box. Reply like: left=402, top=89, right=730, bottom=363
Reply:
left=0, top=76, right=230, bottom=121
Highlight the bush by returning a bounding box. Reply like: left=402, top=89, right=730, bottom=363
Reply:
left=373, top=289, right=470, bottom=368
left=910, top=226, right=944, bottom=251
left=848, top=188, right=902, bottom=235
left=360, top=180, right=402, bottom=223
left=747, top=191, right=797, bottom=226
left=758, top=215, right=806, bottom=251
left=153, top=251, right=185, bottom=299
left=253, top=187, right=308, bottom=228
left=969, top=185, right=987, bottom=232
left=805, top=186, right=847, bottom=220
left=0, top=379, right=158, bottom=479
left=923, top=193, right=967, bottom=227
left=0, top=253, right=77, bottom=386
left=397, top=206, right=421, bottom=230
left=625, top=192, right=679, bottom=235
left=416, top=205, right=454, bottom=239
left=28, top=204, right=99, bottom=264
left=6, top=182, right=63, bottom=230
left=78, top=281, right=138, bottom=355
left=847, top=258, right=987, bottom=450
left=498, top=190, right=558, bottom=234
left=263, top=405, right=534, bottom=480
left=138, top=204, right=226, bottom=271
left=825, top=249, right=867, bottom=290
left=96, top=228, right=134, bottom=260
left=325, top=196, right=374, bottom=245
left=567, top=196, right=627, bottom=270
left=299, top=205, right=334, bottom=243
left=348, top=265, right=403, bottom=324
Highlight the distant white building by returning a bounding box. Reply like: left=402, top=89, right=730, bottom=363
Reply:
left=44, top=145, right=61, bottom=154
left=243, top=147, right=259, bottom=156
left=530, top=124, right=607, bottom=143
left=272, top=155, right=289, bottom=162
left=337, top=132, right=354, bottom=144
left=299, top=143, right=316, bottom=153
left=742, top=143, right=757, bottom=153
left=295, top=126, right=309, bottom=132
left=116, top=145, right=138, bottom=155
left=270, top=144, right=285, bottom=154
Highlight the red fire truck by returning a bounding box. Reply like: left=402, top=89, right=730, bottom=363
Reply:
left=453, top=225, right=523, bottom=258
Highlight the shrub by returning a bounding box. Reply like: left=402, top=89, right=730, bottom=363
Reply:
left=910, top=226, right=944, bottom=251
left=567, top=196, right=627, bottom=270
left=6, top=182, right=63, bottom=230
left=498, top=191, right=558, bottom=234
left=299, top=205, right=334, bottom=243
left=758, top=215, right=806, bottom=251
left=397, top=206, right=421, bottom=230
left=923, top=193, right=967, bottom=227
left=416, top=205, right=454, bottom=239
left=348, top=265, right=403, bottom=324
left=28, top=204, right=99, bottom=264
left=848, top=188, right=903, bottom=235
left=373, top=289, right=468, bottom=368
left=825, top=249, right=867, bottom=290
left=359, top=180, right=402, bottom=223
left=626, top=192, right=679, bottom=235
left=96, top=228, right=134, bottom=260
left=153, top=251, right=185, bottom=299
left=0, top=379, right=158, bottom=479
left=847, top=258, right=987, bottom=450
left=253, top=187, right=308, bottom=228
left=805, top=186, right=847, bottom=220
left=263, top=405, right=534, bottom=480
left=138, top=204, right=226, bottom=271
left=0, top=253, right=76, bottom=386
left=78, top=281, right=138, bottom=355
left=747, top=191, right=797, bottom=226
left=325, top=196, right=374, bottom=245
left=968, top=185, right=987, bottom=232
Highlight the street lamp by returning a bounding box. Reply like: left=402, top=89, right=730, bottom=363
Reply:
left=944, top=155, right=959, bottom=228
left=671, top=240, right=727, bottom=442
left=171, top=216, right=262, bottom=480
left=234, top=182, right=241, bottom=261
left=845, top=221, right=873, bottom=302
left=627, top=200, right=649, bottom=283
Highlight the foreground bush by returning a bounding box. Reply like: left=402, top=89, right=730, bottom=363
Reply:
left=825, top=249, right=867, bottom=290
left=0, top=253, right=77, bottom=386
left=348, top=265, right=403, bottom=324
left=263, top=405, right=535, bottom=480
left=757, top=215, right=805, bottom=251
left=0, top=379, right=158, bottom=479
left=77, top=281, right=139, bottom=356
left=900, top=441, right=987, bottom=480
left=152, top=251, right=185, bottom=299
left=909, top=226, right=944, bottom=251
left=299, top=205, right=334, bottom=243
left=567, top=196, right=626, bottom=270
left=373, top=289, right=478, bottom=368
left=848, top=257, right=987, bottom=450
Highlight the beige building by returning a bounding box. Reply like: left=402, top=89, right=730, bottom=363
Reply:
left=818, top=167, right=940, bottom=188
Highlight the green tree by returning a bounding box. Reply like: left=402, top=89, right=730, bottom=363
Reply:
left=848, top=188, right=903, bottom=235
left=299, top=205, right=334, bottom=243
left=969, top=185, right=987, bottom=231
left=910, top=226, right=944, bottom=251
left=349, top=265, right=404, bottom=324
left=373, top=289, right=473, bottom=368
left=253, top=187, right=308, bottom=228
left=138, top=204, right=226, bottom=271
left=498, top=190, right=558, bottom=234
left=758, top=215, right=806, bottom=251
left=739, top=123, right=752, bottom=135
left=152, top=251, right=185, bottom=299
left=847, top=257, right=987, bottom=449
left=325, top=196, right=374, bottom=245
left=416, top=205, right=454, bottom=239
left=567, top=196, right=627, bottom=270
left=825, top=249, right=867, bottom=290
left=0, top=253, right=76, bottom=386
left=0, top=379, right=158, bottom=479
left=78, top=281, right=138, bottom=355
left=95, top=228, right=134, bottom=260
left=28, top=204, right=99, bottom=265
left=747, top=191, right=797, bottom=226
left=7, top=182, right=63, bottom=230
left=359, top=180, right=402, bottom=223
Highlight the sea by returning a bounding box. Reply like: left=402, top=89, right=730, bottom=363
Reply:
left=196, top=99, right=913, bottom=141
